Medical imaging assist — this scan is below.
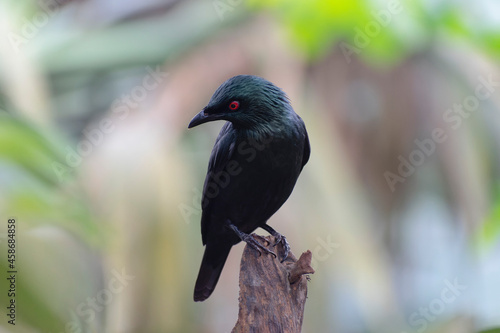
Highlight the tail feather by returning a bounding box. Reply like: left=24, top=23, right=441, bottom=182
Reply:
left=194, top=243, right=232, bottom=302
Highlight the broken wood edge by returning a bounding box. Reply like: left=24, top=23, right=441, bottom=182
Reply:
left=288, top=250, right=315, bottom=284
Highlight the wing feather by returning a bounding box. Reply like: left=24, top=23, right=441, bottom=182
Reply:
left=200, top=123, right=236, bottom=244
left=301, top=130, right=310, bottom=170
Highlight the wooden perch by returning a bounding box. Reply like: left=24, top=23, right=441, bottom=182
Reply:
left=232, top=235, right=315, bottom=333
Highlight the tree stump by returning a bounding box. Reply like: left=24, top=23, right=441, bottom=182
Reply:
left=232, top=235, right=315, bottom=333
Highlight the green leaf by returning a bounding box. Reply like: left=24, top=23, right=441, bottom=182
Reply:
left=478, top=328, right=500, bottom=333
left=0, top=111, right=68, bottom=186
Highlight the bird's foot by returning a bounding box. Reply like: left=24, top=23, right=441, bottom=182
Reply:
left=274, top=235, right=291, bottom=263
left=261, top=224, right=290, bottom=262
left=227, top=222, right=276, bottom=258
left=243, top=234, right=277, bottom=258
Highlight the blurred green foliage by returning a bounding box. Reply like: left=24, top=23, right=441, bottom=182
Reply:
left=479, top=328, right=500, bottom=333
left=0, top=112, right=62, bottom=186
left=0, top=111, right=101, bottom=243
left=477, top=189, right=500, bottom=249
left=248, top=0, right=500, bottom=64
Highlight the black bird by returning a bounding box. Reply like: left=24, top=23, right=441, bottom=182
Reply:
left=188, top=75, right=310, bottom=302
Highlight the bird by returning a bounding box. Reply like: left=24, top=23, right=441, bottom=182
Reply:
left=188, top=75, right=310, bottom=302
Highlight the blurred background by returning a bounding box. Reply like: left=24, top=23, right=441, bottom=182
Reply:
left=0, top=0, right=499, bottom=332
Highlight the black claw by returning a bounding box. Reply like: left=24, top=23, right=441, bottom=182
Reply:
left=260, top=224, right=291, bottom=262
left=245, top=234, right=276, bottom=258
left=252, top=234, right=277, bottom=257
left=271, top=234, right=282, bottom=247
left=279, top=236, right=291, bottom=263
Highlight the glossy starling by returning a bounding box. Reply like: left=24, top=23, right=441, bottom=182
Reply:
left=188, top=75, right=310, bottom=302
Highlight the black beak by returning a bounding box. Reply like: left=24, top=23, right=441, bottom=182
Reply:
left=188, top=108, right=222, bottom=128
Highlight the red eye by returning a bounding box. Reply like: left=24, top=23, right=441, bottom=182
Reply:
left=229, top=101, right=240, bottom=111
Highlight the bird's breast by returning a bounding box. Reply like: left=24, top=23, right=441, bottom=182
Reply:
left=202, top=127, right=305, bottom=239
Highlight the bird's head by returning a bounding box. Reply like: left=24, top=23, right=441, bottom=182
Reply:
left=188, top=75, right=291, bottom=130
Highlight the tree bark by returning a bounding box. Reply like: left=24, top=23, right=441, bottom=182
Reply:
left=232, top=235, right=315, bottom=333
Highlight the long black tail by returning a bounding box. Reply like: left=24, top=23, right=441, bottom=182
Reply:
left=194, top=242, right=232, bottom=302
